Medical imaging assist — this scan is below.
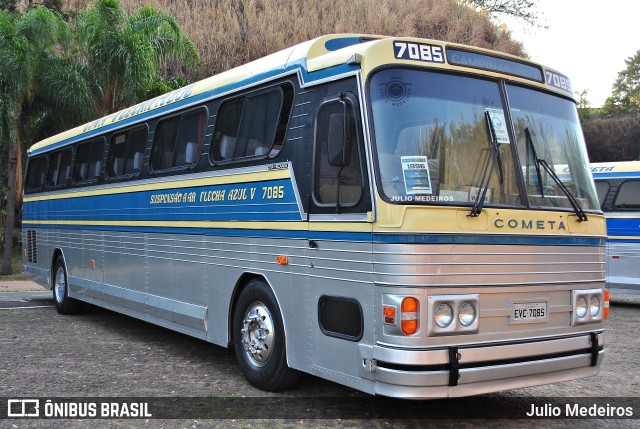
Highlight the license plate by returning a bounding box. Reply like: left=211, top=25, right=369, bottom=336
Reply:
left=512, top=302, right=547, bottom=321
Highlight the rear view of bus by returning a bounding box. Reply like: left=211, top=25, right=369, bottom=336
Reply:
left=22, top=35, right=608, bottom=398
left=591, top=161, right=640, bottom=293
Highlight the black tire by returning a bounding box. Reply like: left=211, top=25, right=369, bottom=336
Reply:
left=232, top=279, right=300, bottom=391
left=52, top=256, right=81, bottom=314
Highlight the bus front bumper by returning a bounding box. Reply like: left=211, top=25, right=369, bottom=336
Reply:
left=360, top=333, right=604, bottom=398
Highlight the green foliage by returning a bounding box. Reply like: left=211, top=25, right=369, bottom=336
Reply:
left=77, top=0, right=200, bottom=114
left=603, top=50, right=640, bottom=114
left=0, top=6, right=101, bottom=274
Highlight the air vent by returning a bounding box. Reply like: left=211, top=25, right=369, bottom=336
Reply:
left=27, top=230, right=37, bottom=263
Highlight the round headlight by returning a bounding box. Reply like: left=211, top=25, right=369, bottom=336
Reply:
left=435, top=303, right=453, bottom=328
left=458, top=302, right=477, bottom=327
left=576, top=296, right=588, bottom=319
left=590, top=296, right=601, bottom=317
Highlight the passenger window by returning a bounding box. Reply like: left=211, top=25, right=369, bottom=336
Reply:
left=150, top=109, right=206, bottom=171
left=107, top=126, right=147, bottom=178
left=210, top=84, right=293, bottom=162
left=25, top=156, right=47, bottom=193
left=313, top=97, right=363, bottom=206
left=613, top=180, right=640, bottom=210
left=74, top=139, right=105, bottom=183
left=47, top=148, right=73, bottom=188
left=594, top=181, right=609, bottom=209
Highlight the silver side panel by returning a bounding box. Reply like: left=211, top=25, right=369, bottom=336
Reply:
left=606, top=240, right=640, bottom=293
left=26, top=227, right=309, bottom=348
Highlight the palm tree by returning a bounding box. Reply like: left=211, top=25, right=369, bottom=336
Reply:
left=0, top=7, right=98, bottom=274
left=77, top=0, right=200, bottom=115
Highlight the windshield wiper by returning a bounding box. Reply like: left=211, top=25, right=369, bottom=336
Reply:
left=524, top=127, right=588, bottom=222
left=524, top=127, right=545, bottom=197
left=469, top=111, right=503, bottom=217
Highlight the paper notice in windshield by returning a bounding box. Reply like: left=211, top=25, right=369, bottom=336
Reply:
left=485, top=108, right=510, bottom=144
left=401, top=156, right=432, bottom=195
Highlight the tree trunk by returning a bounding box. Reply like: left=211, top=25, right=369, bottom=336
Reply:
left=2, top=138, right=18, bottom=275
left=15, top=136, right=23, bottom=223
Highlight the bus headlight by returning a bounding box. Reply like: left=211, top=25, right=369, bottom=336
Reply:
left=458, top=302, right=476, bottom=326
left=428, top=294, right=479, bottom=336
left=572, top=289, right=604, bottom=325
left=589, top=296, right=601, bottom=317
left=576, top=296, right=588, bottom=319
left=434, top=304, right=453, bottom=328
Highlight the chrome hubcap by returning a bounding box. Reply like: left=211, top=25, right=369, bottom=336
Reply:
left=54, top=267, right=66, bottom=303
left=241, top=302, right=274, bottom=367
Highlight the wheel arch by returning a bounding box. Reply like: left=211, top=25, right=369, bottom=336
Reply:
left=228, top=272, right=265, bottom=346
left=49, top=248, right=66, bottom=290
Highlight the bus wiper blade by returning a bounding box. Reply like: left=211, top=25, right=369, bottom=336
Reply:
left=469, top=111, right=502, bottom=217
left=524, top=127, right=545, bottom=197
left=524, top=128, right=588, bottom=222
left=537, top=158, right=588, bottom=222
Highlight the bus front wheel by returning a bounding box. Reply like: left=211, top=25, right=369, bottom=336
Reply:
left=52, top=256, right=81, bottom=314
left=232, top=279, right=299, bottom=391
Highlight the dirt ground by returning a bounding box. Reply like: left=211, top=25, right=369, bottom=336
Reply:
left=0, top=281, right=639, bottom=428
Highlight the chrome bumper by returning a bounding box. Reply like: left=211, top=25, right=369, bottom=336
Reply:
left=360, top=333, right=604, bottom=398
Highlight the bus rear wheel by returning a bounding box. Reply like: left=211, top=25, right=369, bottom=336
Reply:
left=232, top=279, right=299, bottom=391
left=53, top=256, right=81, bottom=314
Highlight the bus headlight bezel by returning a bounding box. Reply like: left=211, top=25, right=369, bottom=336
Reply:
left=428, top=294, right=479, bottom=336
left=572, top=289, right=604, bottom=326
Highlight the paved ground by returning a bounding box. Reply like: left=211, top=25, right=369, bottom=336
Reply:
left=0, top=280, right=46, bottom=292
left=0, top=280, right=639, bottom=428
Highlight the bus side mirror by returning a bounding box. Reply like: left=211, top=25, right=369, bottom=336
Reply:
left=327, top=110, right=353, bottom=167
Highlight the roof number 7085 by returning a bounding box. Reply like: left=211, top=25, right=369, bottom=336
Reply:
left=393, top=41, right=444, bottom=63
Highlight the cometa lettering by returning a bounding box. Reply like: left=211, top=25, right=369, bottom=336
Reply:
left=494, top=218, right=566, bottom=230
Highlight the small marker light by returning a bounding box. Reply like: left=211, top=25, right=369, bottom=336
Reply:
left=276, top=255, right=288, bottom=265
left=383, top=305, right=396, bottom=325
left=604, top=289, right=610, bottom=319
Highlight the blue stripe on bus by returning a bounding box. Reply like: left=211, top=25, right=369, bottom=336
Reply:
left=607, top=238, right=640, bottom=243
left=20, top=221, right=605, bottom=246
left=372, top=234, right=605, bottom=247
left=22, top=179, right=303, bottom=223
left=592, top=172, right=640, bottom=180
left=29, top=60, right=359, bottom=156
left=605, top=217, right=640, bottom=236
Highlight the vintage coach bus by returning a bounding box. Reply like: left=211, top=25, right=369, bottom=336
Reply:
left=23, top=34, right=608, bottom=398
left=591, top=161, right=640, bottom=294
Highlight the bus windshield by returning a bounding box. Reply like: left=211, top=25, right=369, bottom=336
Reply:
left=507, top=84, right=599, bottom=211
left=370, top=68, right=599, bottom=212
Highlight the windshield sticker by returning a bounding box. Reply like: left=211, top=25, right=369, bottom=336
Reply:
left=379, top=78, right=412, bottom=106
left=401, top=156, right=432, bottom=195
left=470, top=186, right=492, bottom=204
left=485, top=108, right=511, bottom=144
left=393, top=41, right=444, bottom=63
